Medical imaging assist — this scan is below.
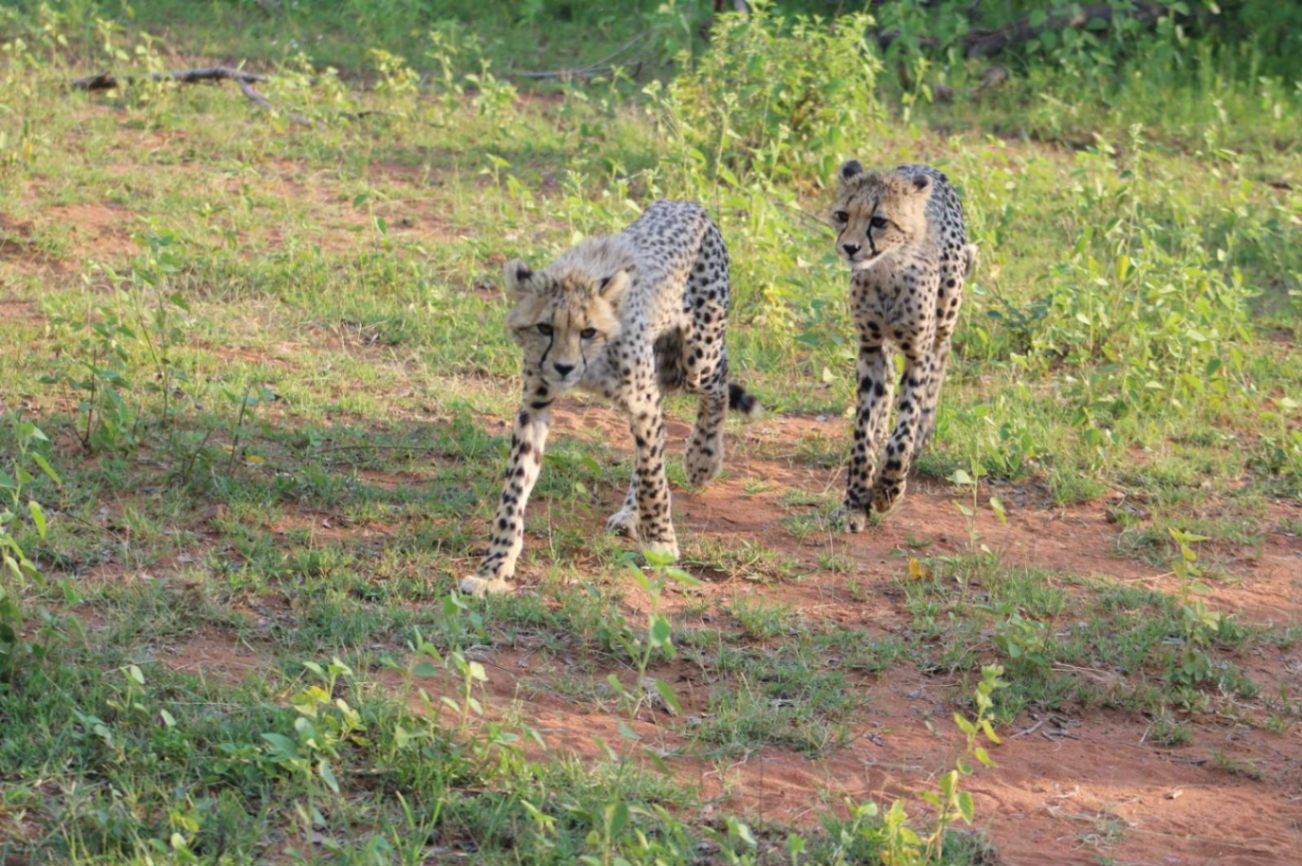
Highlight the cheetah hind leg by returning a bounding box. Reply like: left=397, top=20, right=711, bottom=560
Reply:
left=684, top=379, right=729, bottom=486
left=913, top=339, right=950, bottom=459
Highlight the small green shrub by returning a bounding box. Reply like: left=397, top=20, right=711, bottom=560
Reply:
left=655, top=4, right=884, bottom=187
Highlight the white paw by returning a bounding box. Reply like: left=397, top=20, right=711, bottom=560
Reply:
left=606, top=506, right=639, bottom=538
left=459, top=575, right=515, bottom=597
left=643, top=538, right=680, bottom=562
left=831, top=505, right=869, bottom=533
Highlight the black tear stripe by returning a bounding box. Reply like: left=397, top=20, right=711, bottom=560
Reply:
left=866, top=198, right=880, bottom=258
left=538, top=323, right=555, bottom=370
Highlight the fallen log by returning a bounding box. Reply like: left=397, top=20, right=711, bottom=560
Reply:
left=71, top=66, right=313, bottom=127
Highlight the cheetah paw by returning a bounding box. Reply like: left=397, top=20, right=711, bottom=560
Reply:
left=831, top=505, right=869, bottom=533
left=685, top=449, right=723, bottom=486
left=605, top=506, right=639, bottom=538
left=459, top=575, right=515, bottom=597
left=871, top=484, right=905, bottom=517
left=642, top=538, right=680, bottom=562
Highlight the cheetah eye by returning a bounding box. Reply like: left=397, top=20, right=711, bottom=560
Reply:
left=579, top=327, right=598, bottom=340
left=536, top=323, right=554, bottom=337
left=832, top=210, right=849, bottom=224
left=870, top=216, right=889, bottom=230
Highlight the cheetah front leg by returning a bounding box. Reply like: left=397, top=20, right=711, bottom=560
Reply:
left=461, top=380, right=553, bottom=597
left=833, top=342, right=894, bottom=532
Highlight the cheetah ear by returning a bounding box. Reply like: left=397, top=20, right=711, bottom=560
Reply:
left=503, top=259, right=535, bottom=298
left=839, top=160, right=864, bottom=182
left=908, top=172, right=932, bottom=194
left=597, top=270, right=630, bottom=305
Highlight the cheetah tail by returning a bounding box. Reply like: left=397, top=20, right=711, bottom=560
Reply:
left=728, top=382, right=762, bottom=420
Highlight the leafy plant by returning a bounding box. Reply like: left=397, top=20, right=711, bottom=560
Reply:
left=0, top=416, right=60, bottom=680
left=601, top=549, right=699, bottom=719
left=656, top=3, right=884, bottom=186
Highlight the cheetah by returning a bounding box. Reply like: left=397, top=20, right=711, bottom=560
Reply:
left=828, top=160, right=976, bottom=531
left=460, top=201, right=758, bottom=596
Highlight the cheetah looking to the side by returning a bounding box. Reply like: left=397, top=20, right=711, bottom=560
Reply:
left=829, top=161, right=976, bottom=531
left=461, top=201, right=758, bottom=596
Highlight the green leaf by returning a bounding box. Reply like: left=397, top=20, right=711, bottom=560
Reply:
left=412, top=660, right=440, bottom=678
left=649, top=616, right=672, bottom=647
left=731, top=819, right=756, bottom=847
left=980, top=719, right=1001, bottom=744
left=608, top=800, right=629, bottom=835
left=654, top=679, right=682, bottom=715
left=261, top=732, right=297, bottom=757
left=318, top=758, right=340, bottom=793
left=957, top=791, right=975, bottom=823
left=27, top=500, right=47, bottom=539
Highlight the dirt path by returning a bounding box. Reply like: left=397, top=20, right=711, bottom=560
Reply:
left=440, top=407, right=1302, bottom=865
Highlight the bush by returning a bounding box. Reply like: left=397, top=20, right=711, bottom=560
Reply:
left=655, top=4, right=884, bottom=187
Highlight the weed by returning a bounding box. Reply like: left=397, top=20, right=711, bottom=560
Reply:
left=0, top=416, right=61, bottom=680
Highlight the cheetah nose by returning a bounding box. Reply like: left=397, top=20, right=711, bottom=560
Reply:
left=553, top=362, right=576, bottom=378
left=842, top=242, right=861, bottom=257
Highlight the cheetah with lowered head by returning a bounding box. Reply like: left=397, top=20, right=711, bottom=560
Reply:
left=461, top=201, right=758, bottom=596
left=828, top=161, right=976, bottom=530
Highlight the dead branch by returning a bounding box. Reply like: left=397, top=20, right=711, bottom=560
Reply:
left=71, top=65, right=314, bottom=127
left=510, top=34, right=647, bottom=81
left=71, top=66, right=267, bottom=90
left=872, top=2, right=1169, bottom=59
left=964, top=1, right=1167, bottom=58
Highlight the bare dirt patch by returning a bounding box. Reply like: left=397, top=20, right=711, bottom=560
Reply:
left=39, top=384, right=1302, bottom=865
left=427, top=404, right=1302, bottom=866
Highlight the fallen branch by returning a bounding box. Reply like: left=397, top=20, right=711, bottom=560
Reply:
left=71, top=65, right=314, bottom=127
left=510, top=34, right=648, bottom=81
left=71, top=65, right=267, bottom=90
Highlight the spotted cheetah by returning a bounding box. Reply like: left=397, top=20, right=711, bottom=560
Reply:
left=828, top=161, right=976, bottom=530
left=460, top=201, right=758, bottom=596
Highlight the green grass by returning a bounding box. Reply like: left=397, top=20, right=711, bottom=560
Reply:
left=1, top=2, right=1299, bottom=864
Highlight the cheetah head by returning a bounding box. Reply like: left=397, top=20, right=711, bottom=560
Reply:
left=830, top=160, right=931, bottom=272
left=504, top=259, right=629, bottom=389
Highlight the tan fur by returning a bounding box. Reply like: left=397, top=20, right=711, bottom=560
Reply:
left=461, top=201, right=757, bottom=596
left=828, top=161, right=974, bottom=529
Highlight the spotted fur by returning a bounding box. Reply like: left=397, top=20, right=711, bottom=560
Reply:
left=461, top=201, right=758, bottom=595
left=828, top=161, right=976, bottom=530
